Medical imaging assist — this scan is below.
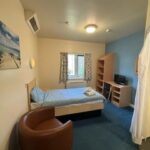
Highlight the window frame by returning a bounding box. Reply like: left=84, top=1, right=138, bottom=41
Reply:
left=68, top=53, right=85, bottom=80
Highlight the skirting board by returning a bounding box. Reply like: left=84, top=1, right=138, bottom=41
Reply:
left=129, top=104, right=134, bottom=109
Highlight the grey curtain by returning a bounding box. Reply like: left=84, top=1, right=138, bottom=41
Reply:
left=59, top=52, right=68, bottom=87
left=84, top=53, right=92, bottom=82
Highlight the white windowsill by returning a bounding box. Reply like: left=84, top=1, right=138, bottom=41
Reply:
left=67, top=79, right=86, bottom=83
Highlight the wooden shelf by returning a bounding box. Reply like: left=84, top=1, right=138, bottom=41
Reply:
left=96, top=53, right=114, bottom=97
left=112, top=92, right=120, bottom=97
left=97, top=72, right=103, bottom=76
left=97, top=82, right=103, bottom=88
left=98, top=68, right=104, bottom=73
left=97, top=79, right=103, bottom=82
left=96, top=86, right=103, bottom=94
left=113, top=91, right=120, bottom=94
left=96, top=84, right=103, bottom=89
left=112, top=95, right=120, bottom=100
left=98, top=66, right=104, bottom=69
left=97, top=74, right=103, bottom=80
left=97, top=79, right=103, bottom=83
left=113, top=87, right=120, bottom=92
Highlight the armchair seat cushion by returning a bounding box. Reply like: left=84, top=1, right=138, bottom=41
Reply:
left=34, top=118, right=63, bottom=130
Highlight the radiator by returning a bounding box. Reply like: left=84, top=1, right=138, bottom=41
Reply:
left=67, top=80, right=87, bottom=88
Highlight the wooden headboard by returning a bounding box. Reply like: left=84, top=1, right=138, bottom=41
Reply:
left=26, top=79, right=36, bottom=111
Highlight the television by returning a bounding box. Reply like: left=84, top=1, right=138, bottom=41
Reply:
left=114, top=74, right=128, bottom=85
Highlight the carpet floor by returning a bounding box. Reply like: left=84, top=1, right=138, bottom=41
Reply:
left=73, top=101, right=138, bottom=150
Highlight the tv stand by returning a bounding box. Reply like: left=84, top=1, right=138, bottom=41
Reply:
left=103, top=81, right=131, bottom=107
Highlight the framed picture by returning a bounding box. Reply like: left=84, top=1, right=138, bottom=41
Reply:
left=0, top=21, right=21, bottom=70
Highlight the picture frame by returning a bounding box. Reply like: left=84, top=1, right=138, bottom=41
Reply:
left=0, top=21, right=21, bottom=70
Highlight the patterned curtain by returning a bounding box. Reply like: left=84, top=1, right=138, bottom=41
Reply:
left=84, top=53, right=92, bottom=82
left=59, top=52, right=68, bottom=88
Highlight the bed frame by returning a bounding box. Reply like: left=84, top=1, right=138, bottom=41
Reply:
left=26, top=79, right=104, bottom=116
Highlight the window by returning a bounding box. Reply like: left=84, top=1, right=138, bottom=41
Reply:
left=68, top=54, right=85, bottom=80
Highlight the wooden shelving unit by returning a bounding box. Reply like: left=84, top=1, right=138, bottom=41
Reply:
left=111, top=83, right=131, bottom=107
left=96, top=53, right=114, bottom=94
left=96, top=53, right=132, bottom=107
left=103, top=81, right=131, bottom=107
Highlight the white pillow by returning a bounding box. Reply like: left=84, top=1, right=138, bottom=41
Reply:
left=31, top=87, right=45, bottom=103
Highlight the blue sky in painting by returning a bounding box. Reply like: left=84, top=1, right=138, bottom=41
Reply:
left=0, top=21, right=20, bottom=58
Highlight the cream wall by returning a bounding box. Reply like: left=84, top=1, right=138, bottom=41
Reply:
left=0, top=0, right=38, bottom=150
left=38, top=38, right=105, bottom=89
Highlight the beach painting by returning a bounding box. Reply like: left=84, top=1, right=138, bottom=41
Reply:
left=0, top=21, right=21, bottom=70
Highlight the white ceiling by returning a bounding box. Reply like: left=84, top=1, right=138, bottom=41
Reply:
left=20, top=0, right=148, bottom=43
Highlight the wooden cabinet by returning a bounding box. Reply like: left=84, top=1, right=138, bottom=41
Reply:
left=110, top=82, right=131, bottom=107
left=102, top=81, right=131, bottom=107
left=96, top=53, right=114, bottom=94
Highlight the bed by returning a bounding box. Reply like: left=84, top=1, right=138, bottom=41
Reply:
left=26, top=79, right=105, bottom=116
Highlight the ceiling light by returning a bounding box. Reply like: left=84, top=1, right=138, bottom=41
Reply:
left=85, top=24, right=98, bottom=33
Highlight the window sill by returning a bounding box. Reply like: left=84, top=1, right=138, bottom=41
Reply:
left=67, top=79, right=86, bottom=84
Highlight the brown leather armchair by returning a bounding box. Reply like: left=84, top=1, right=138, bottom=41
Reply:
left=18, top=107, right=73, bottom=150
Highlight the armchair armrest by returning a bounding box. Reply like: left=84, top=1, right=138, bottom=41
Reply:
left=38, top=106, right=55, bottom=119
left=19, top=120, right=73, bottom=150
left=23, top=107, right=55, bottom=129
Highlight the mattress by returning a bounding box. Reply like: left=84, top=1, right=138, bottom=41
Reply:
left=42, top=87, right=105, bottom=107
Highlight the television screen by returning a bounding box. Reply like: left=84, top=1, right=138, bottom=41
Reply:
left=114, top=74, right=128, bottom=85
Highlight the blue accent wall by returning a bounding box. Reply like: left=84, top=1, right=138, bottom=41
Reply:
left=106, top=31, right=144, bottom=103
